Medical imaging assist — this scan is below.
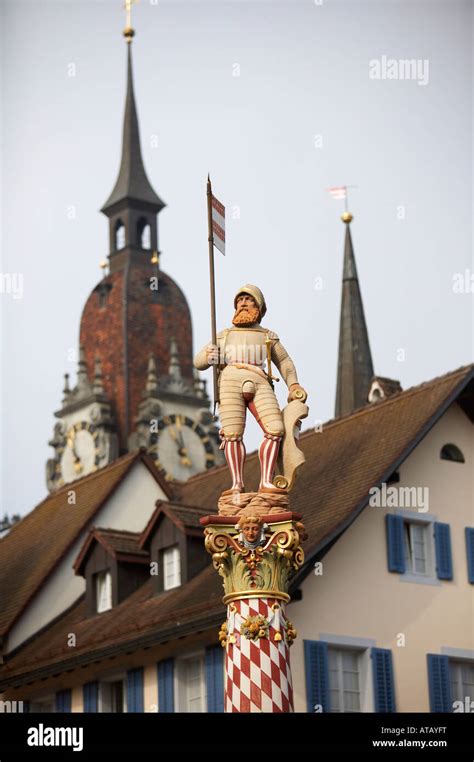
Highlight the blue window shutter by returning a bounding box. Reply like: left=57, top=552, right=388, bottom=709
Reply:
left=158, top=658, right=175, bottom=712
left=385, top=514, right=405, bottom=573
left=304, top=640, right=330, bottom=712
left=427, top=654, right=452, bottom=712
left=205, top=645, right=224, bottom=712
left=434, top=523, right=453, bottom=580
left=465, top=528, right=474, bottom=584
left=83, top=681, right=98, bottom=713
left=126, top=667, right=144, bottom=713
left=372, top=648, right=396, bottom=712
left=55, top=689, right=72, bottom=713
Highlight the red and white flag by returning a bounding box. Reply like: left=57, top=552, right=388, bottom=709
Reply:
left=211, top=194, right=226, bottom=255
left=327, top=186, right=347, bottom=200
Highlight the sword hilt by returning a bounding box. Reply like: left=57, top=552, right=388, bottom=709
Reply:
left=265, top=337, right=280, bottom=388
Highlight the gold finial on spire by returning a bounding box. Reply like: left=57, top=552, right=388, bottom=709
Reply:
left=150, top=250, right=159, bottom=265
left=123, top=0, right=137, bottom=42
left=341, top=211, right=353, bottom=224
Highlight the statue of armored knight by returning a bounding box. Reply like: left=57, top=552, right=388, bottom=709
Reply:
left=194, top=284, right=308, bottom=512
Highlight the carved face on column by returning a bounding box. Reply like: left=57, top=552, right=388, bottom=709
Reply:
left=237, top=516, right=266, bottom=549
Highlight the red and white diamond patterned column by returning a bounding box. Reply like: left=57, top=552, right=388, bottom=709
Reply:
left=201, top=512, right=304, bottom=714
left=225, top=596, right=295, bottom=712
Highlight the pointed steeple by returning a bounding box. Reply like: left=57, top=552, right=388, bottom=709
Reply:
left=101, top=42, right=164, bottom=215
left=101, top=29, right=164, bottom=263
left=335, top=212, right=374, bottom=417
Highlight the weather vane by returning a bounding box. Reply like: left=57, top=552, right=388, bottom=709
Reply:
left=327, top=184, right=358, bottom=222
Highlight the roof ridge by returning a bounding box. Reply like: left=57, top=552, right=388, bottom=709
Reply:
left=300, top=362, right=474, bottom=439
left=93, top=527, right=141, bottom=537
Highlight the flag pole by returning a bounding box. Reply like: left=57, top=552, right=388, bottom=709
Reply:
left=206, top=174, right=219, bottom=417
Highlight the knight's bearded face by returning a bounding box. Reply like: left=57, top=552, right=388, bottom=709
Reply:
left=232, top=296, right=260, bottom=326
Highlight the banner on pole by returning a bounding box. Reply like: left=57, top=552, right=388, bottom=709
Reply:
left=211, top=194, right=226, bottom=255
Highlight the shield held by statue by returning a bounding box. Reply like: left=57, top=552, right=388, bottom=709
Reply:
left=272, top=397, right=309, bottom=492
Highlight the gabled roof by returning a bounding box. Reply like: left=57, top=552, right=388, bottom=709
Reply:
left=74, top=528, right=149, bottom=577
left=0, top=364, right=472, bottom=685
left=0, top=450, right=172, bottom=639
left=140, top=501, right=210, bottom=549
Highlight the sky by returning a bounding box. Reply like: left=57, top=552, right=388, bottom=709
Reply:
left=0, top=0, right=472, bottom=517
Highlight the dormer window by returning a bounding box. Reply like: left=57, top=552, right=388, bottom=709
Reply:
left=440, top=443, right=465, bottom=463
left=163, top=546, right=181, bottom=591
left=368, top=377, right=402, bottom=404
left=139, top=503, right=210, bottom=595
left=75, top=528, right=150, bottom=617
left=95, top=570, right=112, bottom=613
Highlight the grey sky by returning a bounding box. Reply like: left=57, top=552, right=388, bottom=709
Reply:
left=1, top=0, right=472, bottom=517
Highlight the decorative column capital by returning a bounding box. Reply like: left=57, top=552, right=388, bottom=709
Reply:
left=201, top=512, right=305, bottom=604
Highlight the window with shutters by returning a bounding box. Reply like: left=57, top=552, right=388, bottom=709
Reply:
left=95, top=570, right=112, bottom=613
left=450, top=661, right=474, bottom=704
left=387, top=513, right=452, bottom=583
left=328, top=648, right=361, bottom=712
left=163, top=546, right=181, bottom=591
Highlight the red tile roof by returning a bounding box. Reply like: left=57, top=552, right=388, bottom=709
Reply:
left=74, top=528, right=149, bottom=576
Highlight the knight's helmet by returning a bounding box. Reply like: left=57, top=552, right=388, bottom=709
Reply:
left=234, top=284, right=267, bottom=320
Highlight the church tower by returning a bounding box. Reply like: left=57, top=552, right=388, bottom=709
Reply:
left=335, top=210, right=402, bottom=417
left=46, top=22, right=222, bottom=491
left=335, top=211, right=375, bottom=417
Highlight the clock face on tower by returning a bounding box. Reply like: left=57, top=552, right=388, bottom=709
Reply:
left=148, top=414, right=216, bottom=481
left=59, top=422, right=101, bottom=485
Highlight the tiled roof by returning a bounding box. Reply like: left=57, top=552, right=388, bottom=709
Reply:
left=1, top=364, right=472, bottom=684
left=140, top=501, right=211, bottom=549
left=0, top=566, right=223, bottom=687
left=93, top=528, right=147, bottom=557
left=0, top=450, right=172, bottom=638
left=74, top=528, right=148, bottom=576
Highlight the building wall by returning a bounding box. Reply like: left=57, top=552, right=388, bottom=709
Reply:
left=288, top=402, right=473, bottom=712
left=8, top=462, right=168, bottom=652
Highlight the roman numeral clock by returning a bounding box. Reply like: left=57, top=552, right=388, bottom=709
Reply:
left=148, top=414, right=216, bottom=482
